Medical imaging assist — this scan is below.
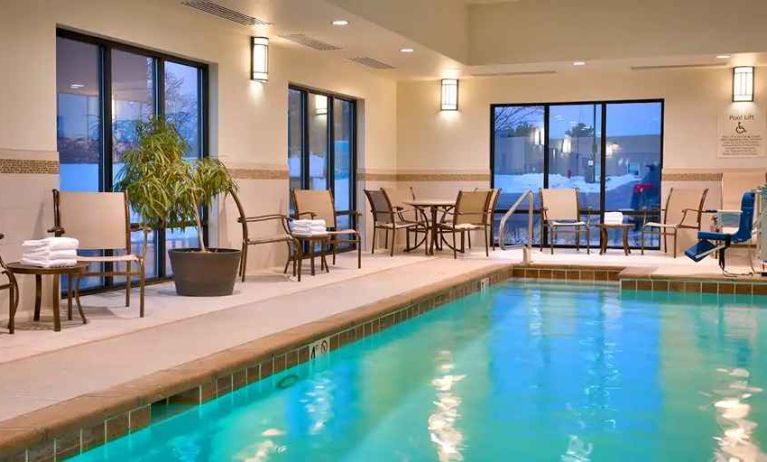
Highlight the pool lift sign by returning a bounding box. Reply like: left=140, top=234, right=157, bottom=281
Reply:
left=718, top=106, right=765, bottom=158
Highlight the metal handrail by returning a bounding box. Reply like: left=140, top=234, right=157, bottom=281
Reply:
left=498, top=190, right=535, bottom=258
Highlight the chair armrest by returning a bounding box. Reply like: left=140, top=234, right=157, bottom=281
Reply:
left=47, top=226, right=65, bottom=236
left=238, top=214, right=288, bottom=224
left=295, top=211, right=316, bottom=219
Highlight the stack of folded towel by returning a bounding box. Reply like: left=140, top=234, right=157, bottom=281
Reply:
left=604, top=212, right=625, bottom=225
left=290, top=219, right=328, bottom=236
left=21, top=237, right=80, bottom=268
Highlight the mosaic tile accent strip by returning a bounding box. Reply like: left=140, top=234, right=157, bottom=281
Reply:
left=0, top=159, right=58, bottom=175
left=0, top=264, right=514, bottom=461
left=359, top=170, right=489, bottom=182
left=662, top=172, right=723, bottom=181
left=510, top=264, right=623, bottom=282
left=228, top=168, right=288, bottom=180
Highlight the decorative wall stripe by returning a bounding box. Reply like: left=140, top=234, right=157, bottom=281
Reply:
left=0, top=159, right=59, bottom=175
left=662, top=172, right=722, bottom=181
left=228, top=168, right=288, bottom=180
left=360, top=171, right=490, bottom=182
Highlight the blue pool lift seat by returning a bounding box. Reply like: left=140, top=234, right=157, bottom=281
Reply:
left=684, top=191, right=756, bottom=272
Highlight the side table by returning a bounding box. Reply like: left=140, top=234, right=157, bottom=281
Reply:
left=6, top=262, right=88, bottom=332
left=598, top=223, right=633, bottom=256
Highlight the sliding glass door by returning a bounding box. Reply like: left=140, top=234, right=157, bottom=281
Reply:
left=492, top=100, right=663, bottom=249
left=56, top=29, right=208, bottom=289
left=288, top=86, right=357, bottom=245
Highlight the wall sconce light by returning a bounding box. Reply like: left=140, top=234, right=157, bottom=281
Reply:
left=251, top=36, right=269, bottom=82
left=733, top=66, right=754, bottom=102
left=441, top=78, right=459, bottom=111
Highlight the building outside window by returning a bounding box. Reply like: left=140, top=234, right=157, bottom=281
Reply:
left=491, top=100, right=663, bottom=249
left=56, top=30, right=208, bottom=289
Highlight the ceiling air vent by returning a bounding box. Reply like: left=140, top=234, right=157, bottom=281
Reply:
left=279, top=34, right=341, bottom=51
left=181, top=1, right=270, bottom=26
left=349, top=57, right=395, bottom=70
left=631, top=63, right=725, bottom=71
left=471, top=70, right=556, bottom=77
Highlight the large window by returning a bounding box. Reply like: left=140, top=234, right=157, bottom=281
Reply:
left=288, top=86, right=357, bottom=239
left=56, top=30, right=208, bottom=288
left=492, top=100, right=663, bottom=249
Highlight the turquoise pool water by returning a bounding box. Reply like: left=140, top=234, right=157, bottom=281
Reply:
left=72, top=282, right=767, bottom=461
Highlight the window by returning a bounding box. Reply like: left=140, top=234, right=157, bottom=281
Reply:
left=492, top=100, right=663, bottom=249
left=288, top=86, right=357, bottom=244
left=56, top=30, right=208, bottom=289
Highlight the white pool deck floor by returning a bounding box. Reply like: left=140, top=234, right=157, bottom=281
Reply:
left=0, top=246, right=748, bottom=423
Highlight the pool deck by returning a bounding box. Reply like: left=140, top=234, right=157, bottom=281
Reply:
left=0, top=247, right=765, bottom=459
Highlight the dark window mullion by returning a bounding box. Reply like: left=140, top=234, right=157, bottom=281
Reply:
left=100, top=45, right=113, bottom=288
left=328, top=96, right=335, bottom=200
left=155, top=58, right=167, bottom=276
left=600, top=102, right=607, bottom=224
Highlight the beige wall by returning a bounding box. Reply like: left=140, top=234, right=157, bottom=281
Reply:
left=468, top=0, right=767, bottom=65
left=0, top=0, right=397, bottom=316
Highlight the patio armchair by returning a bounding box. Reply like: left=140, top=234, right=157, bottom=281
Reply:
left=50, top=189, right=145, bottom=317
left=437, top=190, right=493, bottom=258
left=1, top=234, right=20, bottom=333
left=382, top=187, right=418, bottom=223
left=641, top=187, right=708, bottom=258
left=364, top=189, right=427, bottom=256
left=539, top=188, right=591, bottom=254
left=291, top=189, right=362, bottom=268
left=230, top=190, right=299, bottom=282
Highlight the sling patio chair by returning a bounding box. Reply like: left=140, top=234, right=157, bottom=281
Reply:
left=50, top=189, right=145, bottom=317
left=291, top=189, right=361, bottom=268
left=641, top=187, right=709, bottom=258
left=1, top=234, right=20, bottom=333
left=230, top=189, right=299, bottom=282
left=539, top=188, right=591, bottom=254
left=437, top=190, right=493, bottom=258
left=364, top=189, right=427, bottom=256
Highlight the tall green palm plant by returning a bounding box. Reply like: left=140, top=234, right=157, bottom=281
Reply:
left=115, top=117, right=237, bottom=252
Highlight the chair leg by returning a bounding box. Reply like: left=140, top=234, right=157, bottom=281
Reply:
left=663, top=231, right=668, bottom=256
left=452, top=230, right=458, bottom=259
left=673, top=230, right=678, bottom=258
left=384, top=228, right=389, bottom=249
left=139, top=261, right=145, bottom=318
left=357, top=236, right=362, bottom=269
left=371, top=226, right=377, bottom=254
left=640, top=228, right=645, bottom=255
left=391, top=227, right=396, bottom=257
left=586, top=227, right=591, bottom=255
left=576, top=228, right=580, bottom=252
left=125, top=261, right=131, bottom=307
left=540, top=220, right=545, bottom=252
left=283, top=241, right=292, bottom=275
left=241, top=244, right=248, bottom=282
left=67, top=274, right=73, bottom=321
left=484, top=227, right=489, bottom=257
left=468, top=232, right=472, bottom=249
left=550, top=226, right=555, bottom=255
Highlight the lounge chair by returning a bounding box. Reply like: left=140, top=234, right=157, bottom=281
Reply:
left=685, top=191, right=756, bottom=274
left=0, top=234, right=19, bottom=333
left=641, top=188, right=708, bottom=258
left=292, top=190, right=361, bottom=268
left=437, top=190, right=493, bottom=258
left=364, top=189, right=426, bottom=256
left=50, top=189, right=145, bottom=317
left=230, top=189, right=299, bottom=282
left=539, top=188, right=591, bottom=254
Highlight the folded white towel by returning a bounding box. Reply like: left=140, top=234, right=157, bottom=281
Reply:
left=604, top=212, right=624, bottom=224
left=22, top=237, right=80, bottom=251
left=22, top=249, right=78, bottom=260
left=20, top=258, right=78, bottom=268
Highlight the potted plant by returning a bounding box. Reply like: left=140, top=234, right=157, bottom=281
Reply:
left=115, top=117, right=241, bottom=296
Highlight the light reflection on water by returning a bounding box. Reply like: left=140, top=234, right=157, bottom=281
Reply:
left=70, top=283, right=767, bottom=461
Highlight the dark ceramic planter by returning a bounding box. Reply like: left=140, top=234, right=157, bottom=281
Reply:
left=168, top=248, right=241, bottom=296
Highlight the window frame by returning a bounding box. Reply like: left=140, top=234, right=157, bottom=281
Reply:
left=288, top=85, right=358, bottom=238
left=490, top=98, right=665, bottom=250
left=56, top=28, right=209, bottom=289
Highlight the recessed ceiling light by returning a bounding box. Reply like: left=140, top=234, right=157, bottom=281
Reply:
left=400, top=48, right=415, bottom=53
left=332, top=19, right=349, bottom=26
left=70, top=83, right=85, bottom=89
left=716, top=54, right=731, bottom=59
left=573, top=61, right=586, bottom=66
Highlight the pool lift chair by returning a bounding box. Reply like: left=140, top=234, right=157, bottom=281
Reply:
left=684, top=191, right=756, bottom=276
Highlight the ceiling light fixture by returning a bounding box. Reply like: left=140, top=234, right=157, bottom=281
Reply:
left=573, top=61, right=586, bottom=66
left=70, top=83, right=85, bottom=89
left=400, top=48, right=415, bottom=53
left=716, top=55, right=732, bottom=59
left=332, top=19, right=349, bottom=26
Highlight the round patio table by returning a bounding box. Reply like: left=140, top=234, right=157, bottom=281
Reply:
left=5, top=262, right=87, bottom=332
left=404, top=199, right=456, bottom=255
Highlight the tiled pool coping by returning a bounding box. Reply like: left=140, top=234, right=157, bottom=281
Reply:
left=1, top=262, right=766, bottom=461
